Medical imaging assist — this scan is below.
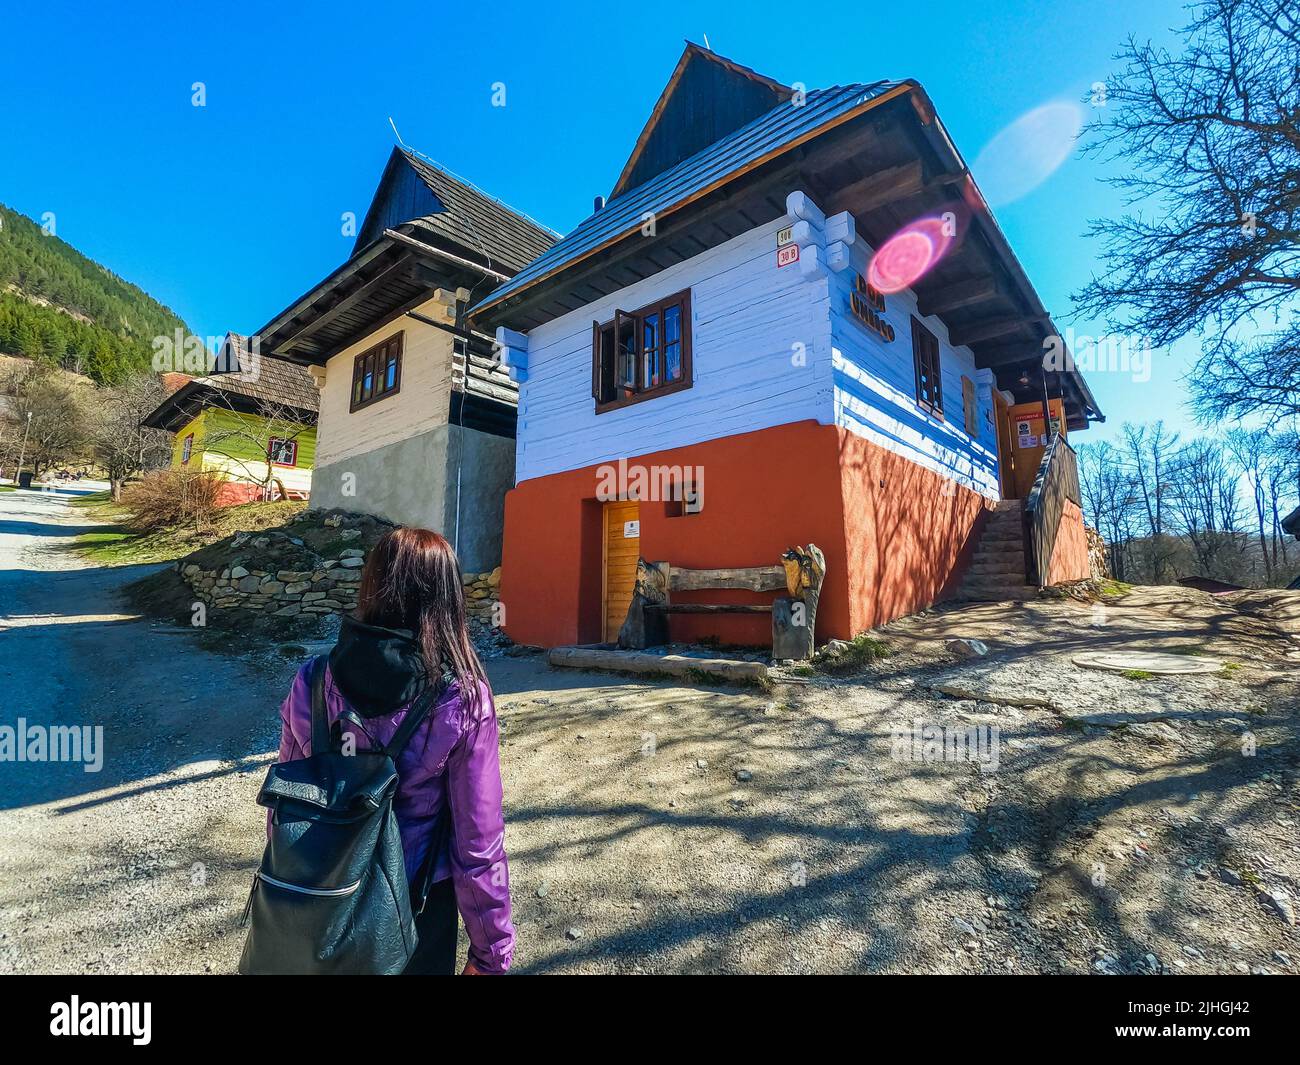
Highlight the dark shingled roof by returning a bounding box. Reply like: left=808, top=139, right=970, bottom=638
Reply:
left=254, top=150, right=557, bottom=364
left=141, top=334, right=318, bottom=432
left=379, top=149, right=556, bottom=275
left=469, top=82, right=904, bottom=319
left=205, top=333, right=320, bottom=411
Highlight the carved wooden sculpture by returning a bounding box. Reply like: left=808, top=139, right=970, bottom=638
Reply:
left=772, top=543, right=826, bottom=660
left=617, top=559, right=670, bottom=649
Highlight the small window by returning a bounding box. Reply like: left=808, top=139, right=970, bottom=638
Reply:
left=351, top=332, right=403, bottom=412
left=180, top=433, right=194, bottom=465
left=591, top=290, right=692, bottom=412
left=961, top=376, right=978, bottom=437
left=664, top=474, right=703, bottom=518
left=268, top=437, right=298, bottom=467
left=911, top=318, right=943, bottom=418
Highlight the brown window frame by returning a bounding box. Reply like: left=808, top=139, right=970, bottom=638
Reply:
left=350, top=332, right=404, bottom=412
left=180, top=433, right=194, bottom=465
left=591, top=289, right=692, bottom=413
left=911, top=317, right=943, bottom=419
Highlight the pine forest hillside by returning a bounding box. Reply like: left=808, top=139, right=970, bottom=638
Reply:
left=0, top=202, right=190, bottom=383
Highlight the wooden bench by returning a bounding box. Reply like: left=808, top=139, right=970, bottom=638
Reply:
left=617, top=544, right=826, bottom=660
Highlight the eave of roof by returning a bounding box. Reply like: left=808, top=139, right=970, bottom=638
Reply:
left=141, top=377, right=317, bottom=433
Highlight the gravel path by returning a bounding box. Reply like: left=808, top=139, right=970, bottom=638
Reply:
left=0, top=490, right=288, bottom=973
left=2, top=489, right=1297, bottom=974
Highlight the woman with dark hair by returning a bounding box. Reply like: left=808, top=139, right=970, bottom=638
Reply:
left=273, top=527, right=513, bottom=975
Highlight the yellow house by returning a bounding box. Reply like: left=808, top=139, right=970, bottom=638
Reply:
left=144, top=336, right=320, bottom=505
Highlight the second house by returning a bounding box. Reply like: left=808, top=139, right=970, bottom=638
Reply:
left=254, top=148, right=556, bottom=573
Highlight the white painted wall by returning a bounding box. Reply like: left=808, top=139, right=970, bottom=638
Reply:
left=314, top=294, right=458, bottom=468
left=514, top=217, right=833, bottom=483
left=828, top=239, right=1000, bottom=498
left=513, top=206, right=1000, bottom=497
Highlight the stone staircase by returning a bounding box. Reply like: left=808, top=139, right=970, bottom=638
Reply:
left=960, top=499, right=1038, bottom=601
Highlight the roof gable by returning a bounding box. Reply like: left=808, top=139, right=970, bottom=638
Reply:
left=354, top=150, right=445, bottom=251
left=353, top=147, right=556, bottom=273
left=610, top=43, right=793, bottom=201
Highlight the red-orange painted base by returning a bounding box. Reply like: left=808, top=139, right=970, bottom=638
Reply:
left=499, top=421, right=995, bottom=649
left=215, top=481, right=263, bottom=507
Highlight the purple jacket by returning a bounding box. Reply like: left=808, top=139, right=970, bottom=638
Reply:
left=276, top=659, right=514, bottom=973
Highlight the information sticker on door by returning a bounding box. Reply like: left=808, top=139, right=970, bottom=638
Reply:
left=623, top=520, right=640, bottom=538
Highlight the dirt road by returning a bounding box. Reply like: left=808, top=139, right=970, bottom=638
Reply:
left=2, top=489, right=1297, bottom=974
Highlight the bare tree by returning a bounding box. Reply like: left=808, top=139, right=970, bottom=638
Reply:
left=1121, top=422, right=1182, bottom=582
left=1078, top=440, right=1140, bottom=580
left=1075, top=0, right=1300, bottom=426
left=1168, top=437, right=1247, bottom=578
left=88, top=372, right=173, bottom=500
left=1226, top=427, right=1278, bottom=581
left=0, top=363, right=89, bottom=478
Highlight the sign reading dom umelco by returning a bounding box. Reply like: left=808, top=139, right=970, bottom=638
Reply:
left=850, top=273, right=895, bottom=342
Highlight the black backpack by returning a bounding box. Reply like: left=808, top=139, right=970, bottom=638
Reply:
left=239, top=656, right=447, bottom=975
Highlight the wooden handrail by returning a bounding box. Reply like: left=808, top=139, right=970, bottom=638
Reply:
left=1023, top=434, right=1080, bottom=587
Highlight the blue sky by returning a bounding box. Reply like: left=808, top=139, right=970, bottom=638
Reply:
left=0, top=0, right=1198, bottom=445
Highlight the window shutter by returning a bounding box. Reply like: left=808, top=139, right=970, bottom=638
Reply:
left=962, top=376, right=977, bottom=436
left=591, top=320, right=602, bottom=401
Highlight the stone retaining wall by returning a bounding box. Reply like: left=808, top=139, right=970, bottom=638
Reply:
left=179, top=549, right=366, bottom=618
left=176, top=533, right=501, bottom=623
left=462, top=567, right=503, bottom=624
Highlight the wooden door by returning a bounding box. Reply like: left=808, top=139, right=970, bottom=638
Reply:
left=603, top=500, right=640, bottom=642
left=994, top=391, right=1016, bottom=499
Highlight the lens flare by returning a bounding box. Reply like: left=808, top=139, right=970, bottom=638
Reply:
left=972, top=101, right=1083, bottom=207
left=867, top=217, right=955, bottom=293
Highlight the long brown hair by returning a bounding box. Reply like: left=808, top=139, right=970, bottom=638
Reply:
left=354, top=527, right=488, bottom=719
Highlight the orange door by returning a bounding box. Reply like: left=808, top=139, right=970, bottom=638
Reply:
left=603, top=500, right=640, bottom=642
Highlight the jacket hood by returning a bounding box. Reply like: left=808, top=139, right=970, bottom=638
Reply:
left=328, top=616, right=430, bottom=717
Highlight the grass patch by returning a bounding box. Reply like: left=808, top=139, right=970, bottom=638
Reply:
left=68, top=490, right=112, bottom=508
left=790, top=665, right=816, bottom=678
left=71, top=499, right=307, bottom=567
left=1121, top=668, right=1154, bottom=680
left=817, top=633, right=891, bottom=673
left=1098, top=579, right=1133, bottom=598
left=684, top=667, right=771, bottom=692
left=0, top=484, right=17, bottom=493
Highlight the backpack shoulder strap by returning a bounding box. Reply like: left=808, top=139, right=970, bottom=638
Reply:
left=309, top=655, right=330, bottom=755
left=383, top=673, right=449, bottom=760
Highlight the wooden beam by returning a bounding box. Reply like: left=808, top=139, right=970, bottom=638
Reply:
left=832, top=162, right=923, bottom=214
left=668, top=565, right=786, bottom=592
left=949, top=314, right=1051, bottom=348
left=976, top=342, right=1048, bottom=368
left=649, top=604, right=774, bottom=615
left=547, top=646, right=769, bottom=683
left=915, top=277, right=1000, bottom=317
left=278, top=250, right=413, bottom=351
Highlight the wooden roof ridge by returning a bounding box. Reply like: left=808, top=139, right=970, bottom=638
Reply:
left=609, top=41, right=794, bottom=201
